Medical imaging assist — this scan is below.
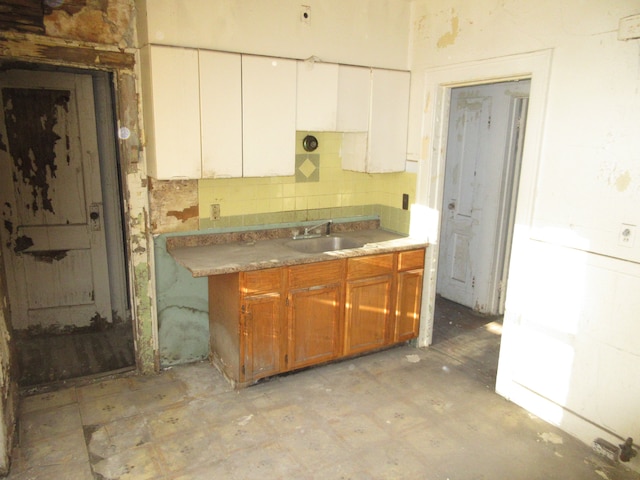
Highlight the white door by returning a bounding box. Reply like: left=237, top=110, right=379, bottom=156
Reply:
left=437, top=80, right=530, bottom=314
left=0, top=70, right=112, bottom=331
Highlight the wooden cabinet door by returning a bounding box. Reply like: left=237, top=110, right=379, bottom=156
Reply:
left=394, top=268, right=423, bottom=342
left=242, top=293, right=283, bottom=383
left=288, top=285, right=342, bottom=370
left=344, top=276, right=392, bottom=355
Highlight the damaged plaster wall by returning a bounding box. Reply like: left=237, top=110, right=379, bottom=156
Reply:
left=410, top=0, right=640, bottom=464
left=147, top=179, right=207, bottom=366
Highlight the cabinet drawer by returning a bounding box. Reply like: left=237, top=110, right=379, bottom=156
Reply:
left=241, top=268, right=283, bottom=296
left=398, top=249, right=425, bottom=271
left=347, top=253, right=394, bottom=279
left=288, top=260, right=345, bottom=289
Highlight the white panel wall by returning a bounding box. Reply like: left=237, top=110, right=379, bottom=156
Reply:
left=410, top=0, right=640, bottom=462
left=137, top=0, right=411, bottom=70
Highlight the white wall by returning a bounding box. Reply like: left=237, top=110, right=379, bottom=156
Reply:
left=136, top=0, right=411, bottom=69
left=411, top=0, right=640, bottom=463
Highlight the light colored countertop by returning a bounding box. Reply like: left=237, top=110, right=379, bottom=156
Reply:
left=168, top=227, right=428, bottom=278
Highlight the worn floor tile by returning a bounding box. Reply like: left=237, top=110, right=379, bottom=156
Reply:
left=7, top=340, right=640, bottom=480
left=19, top=388, right=78, bottom=414
left=20, top=429, right=89, bottom=469
left=85, top=415, right=151, bottom=461
left=78, top=390, right=139, bottom=425
left=19, top=403, right=83, bottom=444
left=155, top=428, right=228, bottom=474
left=6, top=462, right=93, bottom=480
left=90, top=444, right=164, bottom=480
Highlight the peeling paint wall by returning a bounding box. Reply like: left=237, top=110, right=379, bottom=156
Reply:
left=44, top=0, right=135, bottom=47
left=411, top=0, right=640, bottom=463
left=149, top=179, right=199, bottom=234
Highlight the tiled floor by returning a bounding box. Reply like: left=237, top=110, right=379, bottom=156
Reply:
left=7, top=339, right=640, bottom=480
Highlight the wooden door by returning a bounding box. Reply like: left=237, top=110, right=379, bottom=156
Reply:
left=437, top=80, right=530, bottom=313
left=288, top=285, right=341, bottom=369
left=242, top=293, right=282, bottom=382
left=0, top=70, right=112, bottom=332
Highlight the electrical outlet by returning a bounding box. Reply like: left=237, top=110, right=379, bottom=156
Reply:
left=618, top=223, right=635, bottom=247
left=210, top=204, right=221, bottom=221
left=300, top=5, right=310, bottom=24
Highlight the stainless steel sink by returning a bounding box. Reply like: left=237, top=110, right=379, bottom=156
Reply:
left=285, top=236, right=363, bottom=254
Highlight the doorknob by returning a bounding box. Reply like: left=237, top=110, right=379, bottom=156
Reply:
left=448, top=202, right=456, bottom=210
left=89, top=203, right=102, bottom=231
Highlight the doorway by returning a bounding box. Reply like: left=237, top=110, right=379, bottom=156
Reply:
left=437, top=80, right=530, bottom=314
left=432, top=80, right=530, bottom=380
left=0, top=66, right=135, bottom=386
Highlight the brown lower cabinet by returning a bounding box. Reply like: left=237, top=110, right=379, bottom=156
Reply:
left=209, top=248, right=425, bottom=387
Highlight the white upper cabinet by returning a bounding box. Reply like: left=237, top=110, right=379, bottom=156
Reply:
left=368, top=69, right=410, bottom=173
left=141, top=46, right=409, bottom=179
left=199, top=50, right=243, bottom=178
left=339, top=67, right=410, bottom=173
left=296, top=61, right=339, bottom=131
left=242, top=55, right=297, bottom=177
left=337, top=65, right=371, bottom=132
left=142, top=45, right=201, bottom=179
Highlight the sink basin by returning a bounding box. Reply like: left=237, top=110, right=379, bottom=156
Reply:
left=285, top=236, right=363, bottom=254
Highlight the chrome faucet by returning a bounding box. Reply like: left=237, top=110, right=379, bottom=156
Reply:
left=294, top=220, right=333, bottom=239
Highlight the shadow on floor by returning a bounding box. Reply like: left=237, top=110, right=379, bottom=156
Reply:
left=14, top=322, right=136, bottom=388
left=431, top=295, right=504, bottom=386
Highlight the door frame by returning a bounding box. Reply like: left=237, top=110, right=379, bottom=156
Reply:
left=0, top=49, right=157, bottom=373
left=414, top=49, right=553, bottom=348
left=436, top=81, right=530, bottom=315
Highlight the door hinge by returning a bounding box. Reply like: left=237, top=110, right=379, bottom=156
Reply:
left=241, top=304, right=246, bottom=313
left=284, top=353, right=288, bottom=365
left=487, top=115, right=492, bottom=129
left=241, top=364, right=245, bottom=375
left=285, top=297, right=289, bottom=307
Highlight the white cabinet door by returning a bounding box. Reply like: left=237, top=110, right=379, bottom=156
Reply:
left=336, top=65, right=371, bottom=132
left=199, top=50, right=242, bottom=178
left=296, top=61, right=338, bottom=131
left=368, top=69, right=410, bottom=173
left=143, top=45, right=201, bottom=179
left=242, top=55, right=296, bottom=177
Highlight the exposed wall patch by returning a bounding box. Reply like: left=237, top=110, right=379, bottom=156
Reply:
left=437, top=10, right=460, bottom=48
